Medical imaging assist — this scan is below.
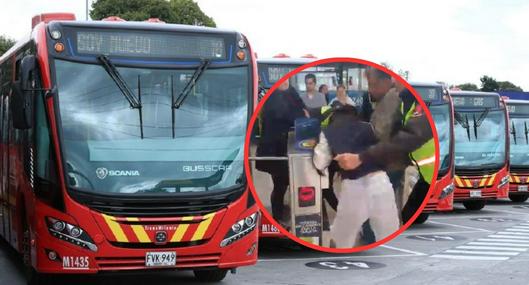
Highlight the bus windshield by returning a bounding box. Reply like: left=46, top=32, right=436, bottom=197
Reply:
left=454, top=109, right=506, bottom=168
left=510, top=116, right=529, bottom=167
left=54, top=59, right=248, bottom=195
left=429, top=103, right=451, bottom=176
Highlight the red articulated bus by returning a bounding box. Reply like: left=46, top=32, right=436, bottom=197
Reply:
left=411, top=83, right=455, bottom=223
left=506, top=99, right=529, bottom=203
left=450, top=91, right=510, bottom=210
left=0, top=13, right=259, bottom=283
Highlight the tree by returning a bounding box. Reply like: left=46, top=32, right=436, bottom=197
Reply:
left=456, top=83, right=479, bottom=91
left=169, top=0, right=215, bottom=27
left=0, top=35, right=15, bottom=56
left=480, top=75, right=499, bottom=92
left=90, top=0, right=215, bottom=27
left=498, top=81, right=523, bottom=92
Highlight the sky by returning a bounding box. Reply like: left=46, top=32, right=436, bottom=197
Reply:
left=1, top=0, right=528, bottom=90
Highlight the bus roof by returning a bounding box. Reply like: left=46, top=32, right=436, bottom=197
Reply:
left=410, top=82, right=443, bottom=88
left=506, top=99, right=529, bottom=105
left=449, top=91, right=500, bottom=97
left=56, top=20, right=240, bottom=35
left=257, top=58, right=314, bottom=65
left=0, top=19, right=243, bottom=64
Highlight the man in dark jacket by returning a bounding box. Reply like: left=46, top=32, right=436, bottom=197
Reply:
left=256, top=79, right=307, bottom=222
left=335, top=67, right=433, bottom=223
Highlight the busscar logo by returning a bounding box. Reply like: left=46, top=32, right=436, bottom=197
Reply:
left=182, top=165, right=232, bottom=172
left=96, top=167, right=140, bottom=179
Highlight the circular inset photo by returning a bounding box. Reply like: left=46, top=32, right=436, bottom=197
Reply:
left=245, top=57, right=441, bottom=252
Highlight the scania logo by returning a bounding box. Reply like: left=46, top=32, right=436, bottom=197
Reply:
left=96, top=168, right=140, bottom=179
left=96, top=167, right=108, bottom=179
left=472, top=180, right=480, bottom=188
left=155, top=231, right=168, bottom=244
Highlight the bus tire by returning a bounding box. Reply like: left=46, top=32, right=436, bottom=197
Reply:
left=509, top=194, right=529, bottom=203
left=413, top=213, right=429, bottom=224
left=193, top=269, right=228, bottom=282
left=463, top=200, right=486, bottom=211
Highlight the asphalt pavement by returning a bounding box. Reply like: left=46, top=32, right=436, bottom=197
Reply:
left=2, top=199, right=529, bottom=285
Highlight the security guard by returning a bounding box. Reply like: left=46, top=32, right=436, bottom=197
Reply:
left=335, top=67, right=435, bottom=225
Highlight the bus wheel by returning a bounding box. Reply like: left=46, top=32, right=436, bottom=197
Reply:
left=193, top=269, right=228, bottom=282
left=509, top=194, right=529, bottom=203
left=413, top=213, right=429, bottom=224
left=463, top=200, right=486, bottom=211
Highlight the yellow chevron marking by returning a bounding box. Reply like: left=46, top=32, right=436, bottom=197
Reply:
left=514, top=176, right=521, bottom=183
left=479, top=177, right=487, bottom=187
left=464, top=178, right=472, bottom=188
left=102, top=214, right=128, bottom=242
left=170, top=216, right=194, bottom=242
left=126, top=217, right=151, bottom=243
left=488, top=173, right=497, bottom=186
left=191, top=213, right=216, bottom=241
left=455, top=176, right=464, bottom=187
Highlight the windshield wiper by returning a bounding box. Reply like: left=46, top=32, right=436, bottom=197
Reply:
left=472, top=108, right=490, bottom=140
left=511, top=121, right=517, bottom=145
left=454, top=111, right=471, bottom=141
left=97, top=55, right=144, bottom=139
left=171, top=59, right=210, bottom=138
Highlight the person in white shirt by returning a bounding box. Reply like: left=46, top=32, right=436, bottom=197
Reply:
left=329, top=84, right=355, bottom=106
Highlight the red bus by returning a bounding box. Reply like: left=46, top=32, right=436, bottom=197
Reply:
left=412, top=83, right=455, bottom=223
left=450, top=91, right=510, bottom=210
left=0, top=13, right=259, bottom=283
left=506, top=99, right=529, bottom=202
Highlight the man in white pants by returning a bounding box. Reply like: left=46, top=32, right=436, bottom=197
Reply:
left=313, top=104, right=400, bottom=248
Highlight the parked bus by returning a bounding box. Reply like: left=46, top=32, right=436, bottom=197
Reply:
left=450, top=91, right=510, bottom=210
left=0, top=13, right=258, bottom=283
left=506, top=99, right=529, bottom=202
left=412, top=83, right=455, bottom=223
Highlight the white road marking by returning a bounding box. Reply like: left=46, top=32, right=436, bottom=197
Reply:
left=497, top=232, right=529, bottom=236
left=430, top=254, right=509, bottom=261
left=505, top=228, right=529, bottom=232
left=402, top=230, right=482, bottom=236
left=456, top=246, right=527, bottom=252
left=478, top=238, right=529, bottom=243
left=427, top=220, right=492, bottom=232
left=512, top=226, right=529, bottom=229
left=468, top=242, right=529, bottom=247
left=444, top=250, right=519, bottom=256
left=489, top=235, right=529, bottom=240
left=380, top=245, right=426, bottom=256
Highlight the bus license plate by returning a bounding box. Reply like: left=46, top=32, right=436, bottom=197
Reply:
left=470, top=190, right=481, bottom=198
left=518, top=185, right=528, bottom=192
left=146, top=251, right=176, bottom=267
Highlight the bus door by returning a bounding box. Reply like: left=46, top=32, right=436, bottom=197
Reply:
left=1, top=95, right=9, bottom=240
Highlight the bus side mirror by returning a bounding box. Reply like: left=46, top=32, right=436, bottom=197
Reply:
left=12, top=55, right=37, bottom=129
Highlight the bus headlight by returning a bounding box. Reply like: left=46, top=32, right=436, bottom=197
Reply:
left=499, top=176, right=509, bottom=188
left=439, top=183, right=455, bottom=200
left=46, top=217, right=97, bottom=252
left=220, top=212, right=259, bottom=247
